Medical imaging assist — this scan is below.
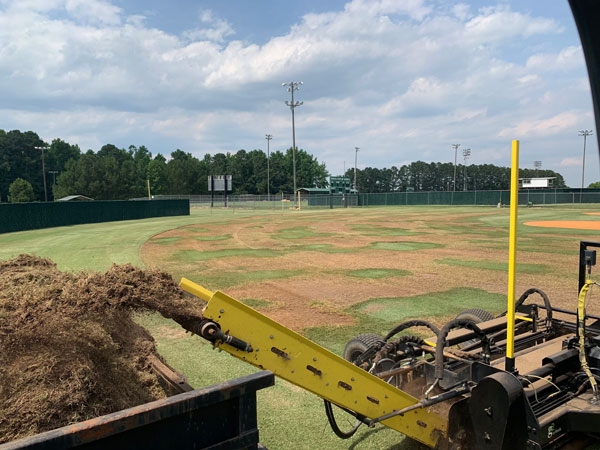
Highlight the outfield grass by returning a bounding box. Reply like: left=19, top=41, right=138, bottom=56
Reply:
left=2, top=204, right=600, bottom=450
left=0, top=214, right=201, bottom=271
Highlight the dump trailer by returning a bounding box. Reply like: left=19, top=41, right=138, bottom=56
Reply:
left=178, top=240, right=600, bottom=449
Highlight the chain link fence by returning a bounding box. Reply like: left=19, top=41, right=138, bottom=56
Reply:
left=150, top=189, right=600, bottom=210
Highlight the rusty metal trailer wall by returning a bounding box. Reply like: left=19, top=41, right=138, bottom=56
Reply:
left=0, top=371, right=274, bottom=450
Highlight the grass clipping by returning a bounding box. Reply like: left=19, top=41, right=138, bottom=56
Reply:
left=0, top=255, right=206, bottom=444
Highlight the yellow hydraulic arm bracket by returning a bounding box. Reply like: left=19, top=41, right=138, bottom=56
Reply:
left=180, top=278, right=447, bottom=448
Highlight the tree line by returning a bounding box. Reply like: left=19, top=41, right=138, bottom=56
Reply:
left=350, top=161, right=567, bottom=193
left=1, top=129, right=568, bottom=202
left=0, top=129, right=328, bottom=201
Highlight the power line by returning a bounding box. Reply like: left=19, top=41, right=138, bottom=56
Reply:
left=34, top=146, right=49, bottom=202
left=354, top=147, right=359, bottom=192
left=579, top=129, right=593, bottom=190
left=265, top=134, right=272, bottom=200
left=283, top=81, right=303, bottom=206
left=462, top=148, right=471, bottom=191
left=452, top=144, right=460, bottom=192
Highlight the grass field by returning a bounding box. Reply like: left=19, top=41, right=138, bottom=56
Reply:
left=2, top=204, right=600, bottom=449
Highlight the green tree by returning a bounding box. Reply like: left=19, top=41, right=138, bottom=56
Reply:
left=55, top=145, right=143, bottom=200
left=47, top=139, right=80, bottom=173
left=54, top=151, right=100, bottom=199
left=286, top=148, right=329, bottom=190
left=53, top=147, right=139, bottom=200
left=47, top=139, right=81, bottom=200
left=147, top=154, right=168, bottom=195
left=228, top=149, right=253, bottom=194
left=0, top=130, right=46, bottom=201
left=8, top=178, right=35, bottom=203
left=131, top=145, right=152, bottom=192
left=248, top=149, right=268, bottom=194
left=165, top=150, right=204, bottom=195
left=211, top=153, right=229, bottom=176
left=268, top=151, right=288, bottom=194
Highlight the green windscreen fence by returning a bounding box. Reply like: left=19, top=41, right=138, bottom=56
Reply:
left=299, top=189, right=600, bottom=209
left=358, top=189, right=600, bottom=207
left=0, top=199, right=190, bottom=234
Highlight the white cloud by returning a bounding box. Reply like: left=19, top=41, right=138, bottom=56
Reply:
left=526, top=46, right=583, bottom=72
left=452, top=3, right=472, bottom=21
left=182, top=9, right=234, bottom=43
left=498, top=112, right=580, bottom=138
left=464, top=6, right=559, bottom=43
left=64, top=0, right=121, bottom=25
left=559, top=157, right=582, bottom=168
left=0, top=0, right=595, bottom=187
left=344, top=0, right=432, bottom=22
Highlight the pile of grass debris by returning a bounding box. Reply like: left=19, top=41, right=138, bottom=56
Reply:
left=0, top=255, right=205, bottom=444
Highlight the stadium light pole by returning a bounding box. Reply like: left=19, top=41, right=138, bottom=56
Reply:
left=579, top=130, right=593, bottom=190
left=462, top=148, right=471, bottom=191
left=283, top=81, right=303, bottom=206
left=354, top=147, right=359, bottom=192
left=34, top=146, right=48, bottom=202
left=452, top=144, right=460, bottom=191
left=265, top=134, right=272, bottom=201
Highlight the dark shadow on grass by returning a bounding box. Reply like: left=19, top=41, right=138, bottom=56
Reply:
left=347, top=426, right=430, bottom=450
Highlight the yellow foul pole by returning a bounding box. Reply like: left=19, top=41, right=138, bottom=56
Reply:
left=506, top=140, right=519, bottom=372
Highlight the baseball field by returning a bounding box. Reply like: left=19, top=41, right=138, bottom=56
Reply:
left=2, top=204, right=600, bottom=449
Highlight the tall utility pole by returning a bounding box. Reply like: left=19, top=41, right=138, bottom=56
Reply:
left=452, top=144, right=460, bottom=191
left=579, top=130, right=593, bottom=190
left=265, top=134, right=272, bottom=200
left=462, top=148, right=471, bottom=191
left=283, top=81, right=303, bottom=205
left=49, top=170, right=59, bottom=200
left=354, top=147, right=359, bottom=192
left=34, top=146, right=48, bottom=202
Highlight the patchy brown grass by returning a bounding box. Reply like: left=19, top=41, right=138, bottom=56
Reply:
left=141, top=208, right=600, bottom=332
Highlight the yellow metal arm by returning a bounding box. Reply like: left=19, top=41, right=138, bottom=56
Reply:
left=180, top=278, right=447, bottom=448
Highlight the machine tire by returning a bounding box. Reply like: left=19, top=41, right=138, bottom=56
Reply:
left=455, top=308, right=495, bottom=324
left=343, top=333, right=384, bottom=364
left=454, top=308, right=494, bottom=349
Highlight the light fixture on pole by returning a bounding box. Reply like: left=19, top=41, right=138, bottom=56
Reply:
left=354, top=147, right=359, bottom=192
left=265, top=134, right=272, bottom=201
left=579, top=129, right=593, bottom=190
left=283, top=81, right=303, bottom=206
left=462, top=148, right=471, bottom=191
left=452, top=144, right=460, bottom=191
left=34, top=146, right=49, bottom=202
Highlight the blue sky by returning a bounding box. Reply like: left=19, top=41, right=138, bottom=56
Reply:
left=0, top=0, right=597, bottom=187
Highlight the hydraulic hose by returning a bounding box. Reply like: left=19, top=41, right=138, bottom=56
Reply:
left=578, top=279, right=599, bottom=402
left=323, top=400, right=364, bottom=439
